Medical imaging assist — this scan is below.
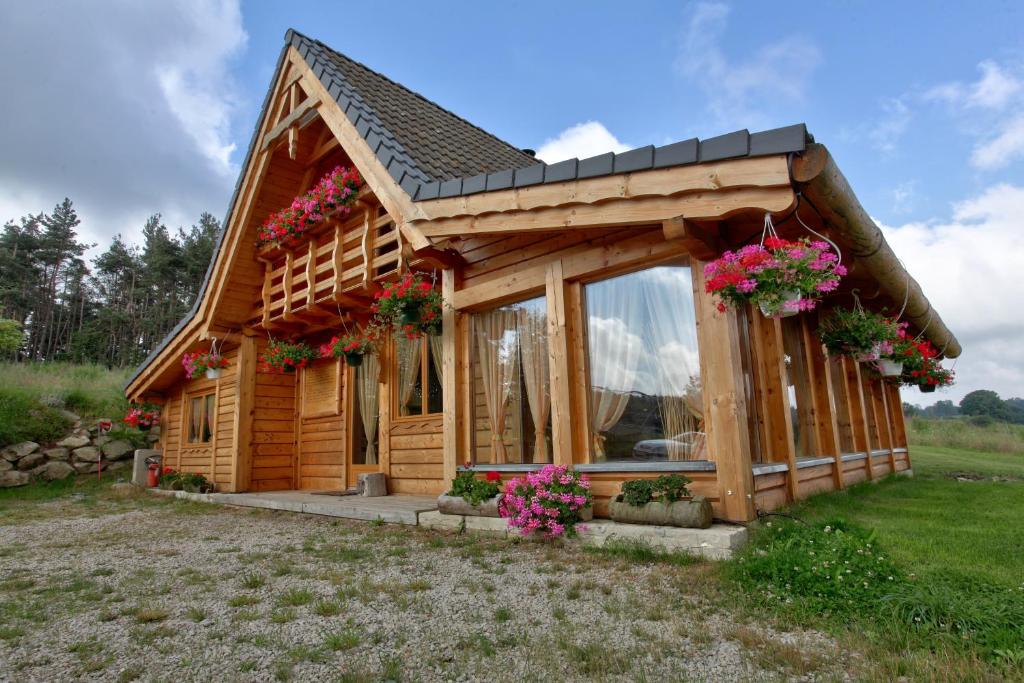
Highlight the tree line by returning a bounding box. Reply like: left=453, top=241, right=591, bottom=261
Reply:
left=0, top=198, right=218, bottom=367
left=905, top=390, right=1024, bottom=424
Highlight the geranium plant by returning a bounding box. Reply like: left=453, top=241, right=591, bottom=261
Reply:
left=888, top=325, right=938, bottom=385
left=124, top=403, right=160, bottom=431
left=319, top=327, right=379, bottom=367
left=621, top=474, right=693, bottom=507
left=256, top=165, right=363, bottom=247
left=704, top=236, right=846, bottom=318
left=258, top=339, right=318, bottom=373
left=372, top=271, right=442, bottom=337
left=448, top=469, right=502, bottom=507
left=912, top=358, right=955, bottom=392
left=819, top=308, right=898, bottom=361
left=182, top=350, right=229, bottom=379
left=498, top=464, right=592, bottom=539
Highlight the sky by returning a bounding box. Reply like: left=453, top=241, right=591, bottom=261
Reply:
left=1, top=1, right=1022, bottom=407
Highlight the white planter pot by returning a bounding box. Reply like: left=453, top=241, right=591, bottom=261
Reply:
left=877, top=359, right=903, bottom=377
left=855, top=343, right=882, bottom=363
left=759, top=290, right=802, bottom=319
left=205, top=368, right=222, bottom=380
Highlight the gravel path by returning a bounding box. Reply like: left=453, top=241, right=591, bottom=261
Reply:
left=0, top=492, right=849, bottom=682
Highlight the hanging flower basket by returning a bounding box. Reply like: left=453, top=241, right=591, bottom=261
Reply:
left=876, top=358, right=904, bottom=377
left=256, top=166, right=363, bottom=247
left=258, top=339, right=318, bottom=374
left=819, top=308, right=900, bottom=362
left=182, top=350, right=229, bottom=380
left=704, top=236, right=846, bottom=319
left=915, top=360, right=955, bottom=392
left=372, top=271, right=443, bottom=337
left=124, top=403, right=160, bottom=431
left=320, top=327, right=379, bottom=366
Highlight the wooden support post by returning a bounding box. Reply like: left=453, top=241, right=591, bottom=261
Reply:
left=283, top=251, right=294, bottom=321
left=565, top=281, right=591, bottom=463
left=749, top=311, right=798, bottom=502
left=331, top=222, right=344, bottom=299
left=843, top=357, right=874, bottom=481
left=545, top=260, right=573, bottom=468
left=442, top=269, right=458, bottom=483
left=305, top=238, right=319, bottom=310
left=231, top=334, right=256, bottom=492
left=803, top=318, right=844, bottom=490
left=878, top=381, right=897, bottom=473
left=693, top=263, right=756, bottom=522
left=176, top=386, right=188, bottom=472
left=259, top=258, right=272, bottom=328
left=359, top=203, right=373, bottom=286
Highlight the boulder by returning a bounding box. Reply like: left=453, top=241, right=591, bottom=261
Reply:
left=16, top=452, right=46, bottom=471
left=73, top=461, right=99, bottom=474
left=92, top=435, right=111, bottom=448
left=0, top=471, right=30, bottom=488
left=72, top=446, right=101, bottom=463
left=0, top=459, right=10, bottom=472
left=43, top=447, right=70, bottom=461
left=105, top=460, right=129, bottom=473
left=101, top=440, right=134, bottom=461
left=2, top=442, right=39, bottom=462
left=58, top=435, right=90, bottom=449
left=34, top=461, right=75, bottom=482
left=57, top=409, right=81, bottom=425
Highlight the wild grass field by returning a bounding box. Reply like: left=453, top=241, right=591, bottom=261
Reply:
left=0, top=362, right=130, bottom=446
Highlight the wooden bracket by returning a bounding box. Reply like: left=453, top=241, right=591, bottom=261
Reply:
left=405, top=243, right=466, bottom=270
left=662, top=216, right=723, bottom=260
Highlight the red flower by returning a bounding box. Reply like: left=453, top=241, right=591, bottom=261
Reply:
left=485, top=471, right=501, bottom=482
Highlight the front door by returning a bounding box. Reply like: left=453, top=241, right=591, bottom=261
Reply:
left=346, top=355, right=382, bottom=489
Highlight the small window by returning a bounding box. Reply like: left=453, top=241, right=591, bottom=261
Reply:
left=188, top=393, right=216, bottom=444
left=394, top=334, right=443, bottom=417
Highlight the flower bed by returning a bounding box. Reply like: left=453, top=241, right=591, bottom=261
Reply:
left=498, top=464, right=592, bottom=538
left=258, top=339, right=318, bottom=373
left=256, top=166, right=363, bottom=248
left=704, top=236, right=845, bottom=317
left=372, top=271, right=442, bottom=337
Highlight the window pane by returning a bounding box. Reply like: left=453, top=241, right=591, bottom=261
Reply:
left=189, top=397, right=202, bottom=443
left=781, top=318, right=817, bottom=458
left=585, top=266, right=704, bottom=462
left=425, top=334, right=444, bottom=414
left=395, top=335, right=423, bottom=416
left=203, top=395, right=215, bottom=443
left=353, top=354, right=380, bottom=465
left=471, top=296, right=550, bottom=464
left=828, top=359, right=856, bottom=453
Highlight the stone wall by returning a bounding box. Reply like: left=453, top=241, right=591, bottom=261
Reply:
left=0, top=414, right=159, bottom=488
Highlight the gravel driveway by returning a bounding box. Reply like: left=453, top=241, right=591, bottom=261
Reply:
left=0, top=486, right=849, bottom=682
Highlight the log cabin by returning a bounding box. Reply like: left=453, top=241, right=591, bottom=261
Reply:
left=125, top=29, right=961, bottom=523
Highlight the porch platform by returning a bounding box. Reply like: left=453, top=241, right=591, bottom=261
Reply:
left=152, top=489, right=437, bottom=525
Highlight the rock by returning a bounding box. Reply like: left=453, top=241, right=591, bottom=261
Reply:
left=57, top=409, right=81, bottom=425
left=0, top=460, right=10, bottom=472
left=58, top=435, right=90, bottom=449
left=35, top=461, right=75, bottom=482
left=105, top=461, right=129, bottom=473
left=16, top=452, right=46, bottom=471
left=101, top=440, right=133, bottom=461
left=72, top=446, right=101, bottom=463
left=2, top=442, right=39, bottom=462
left=73, top=461, right=99, bottom=474
left=73, top=428, right=90, bottom=439
left=110, top=482, right=136, bottom=498
left=146, top=431, right=161, bottom=443
left=43, top=447, right=70, bottom=462
left=93, top=435, right=111, bottom=448
left=0, top=470, right=30, bottom=488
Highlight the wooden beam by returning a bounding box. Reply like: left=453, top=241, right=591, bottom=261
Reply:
left=309, top=135, right=340, bottom=165
left=749, top=311, right=799, bottom=502
left=545, top=260, right=573, bottom=467
left=230, top=335, right=254, bottom=493
left=260, top=96, right=320, bottom=153
left=415, top=186, right=795, bottom=238
left=842, top=357, right=874, bottom=481
left=406, top=244, right=466, bottom=270
left=662, top=216, right=723, bottom=260
left=803, top=317, right=844, bottom=490
left=441, top=269, right=458, bottom=483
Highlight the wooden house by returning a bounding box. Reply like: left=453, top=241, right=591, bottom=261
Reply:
left=125, top=30, right=961, bottom=522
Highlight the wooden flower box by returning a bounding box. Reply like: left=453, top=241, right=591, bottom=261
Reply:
left=608, top=495, right=713, bottom=529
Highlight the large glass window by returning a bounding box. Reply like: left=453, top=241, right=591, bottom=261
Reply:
left=470, top=296, right=551, bottom=464
left=351, top=354, right=380, bottom=464
left=188, top=393, right=215, bottom=444
left=394, top=334, right=443, bottom=417
left=828, top=358, right=857, bottom=453
left=584, top=265, right=704, bottom=462
left=781, top=317, right=818, bottom=458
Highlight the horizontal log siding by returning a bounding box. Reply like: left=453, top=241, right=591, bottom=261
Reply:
left=251, top=371, right=297, bottom=491
left=388, top=416, right=445, bottom=495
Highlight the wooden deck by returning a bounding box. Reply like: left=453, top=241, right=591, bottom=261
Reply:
left=153, top=490, right=438, bottom=525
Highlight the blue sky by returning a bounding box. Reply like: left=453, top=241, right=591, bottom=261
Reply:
left=1, top=1, right=1022, bottom=405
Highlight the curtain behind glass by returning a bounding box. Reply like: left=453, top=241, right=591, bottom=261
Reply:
left=357, top=353, right=380, bottom=464
left=395, top=335, right=422, bottom=416
left=473, top=309, right=520, bottom=463
left=517, top=300, right=550, bottom=462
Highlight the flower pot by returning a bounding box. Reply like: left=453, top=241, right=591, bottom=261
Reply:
left=759, top=291, right=802, bottom=319
left=608, top=495, right=713, bottom=529
left=399, top=304, right=422, bottom=326
left=855, top=343, right=882, bottom=363
left=205, top=368, right=221, bottom=380
left=877, top=359, right=903, bottom=377
left=919, top=384, right=936, bottom=393
left=344, top=352, right=363, bottom=367
left=138, top=424, right=151, bottom=432
left=437, top=493, right=501, bottom=517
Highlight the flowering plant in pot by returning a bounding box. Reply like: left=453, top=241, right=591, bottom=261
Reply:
left=371, top=271, right=442, bottom=337
left=704, top=236, right=846, bottom=318
left=320, top=327, right=379, bottom=367
left=258, top=339, right=318, bottom=373
left=256, top=166, right=363, bottom=247
left=124, top=403, right=160, bottom=431
left=610, top=475, right=712, bottom=529
left=498, top=464, right=592, bottom=539
left=890, top=328, right=938, bottom=386
left=913, top=359, right=954, bottom=393
left=819, top=308, right=898, bottom=362
left=438, top=467, right=503, bottom=516
left=182, top=350, right=229, bottom=379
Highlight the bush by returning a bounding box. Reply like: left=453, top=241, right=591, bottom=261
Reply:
left=0, top=388, right=72, bottom=447
left=447, top=470, right=500, bottom=506
left=620, top=475, right=692, bottom=506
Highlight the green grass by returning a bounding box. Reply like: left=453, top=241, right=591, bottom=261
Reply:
left=908, top=416, right=1024, bottom=454
left=0, top=362, right=131, bottom=446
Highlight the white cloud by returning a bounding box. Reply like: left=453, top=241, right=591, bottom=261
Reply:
left=970, top=114, right=1024, bottom=170
left=880, top=183, right=1024, bottom=405
left=869, top=98, right=912, bottom=154
left=926, top=60, right=1022, bottom=110
left=0, top=0, right=248, bottom=246
left=674, top=2, right=820, bottom=128
left=535, top=121, right=630, bottom=164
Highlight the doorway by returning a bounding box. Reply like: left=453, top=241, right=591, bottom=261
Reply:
left=346, top=354, right=382, bottom=489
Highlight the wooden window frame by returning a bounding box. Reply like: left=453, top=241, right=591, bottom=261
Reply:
left=391, top=333, right=443, bottom=420
left=186, top=391, right=216, bottom=445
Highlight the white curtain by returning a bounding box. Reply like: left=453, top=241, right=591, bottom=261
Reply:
left=640, top=268, right=705, bottom=460
left=473, top=309, right=520, bottom=463
left=395, top=335, right=422, bottom=416
left=357, top=353, right=380, bottom=464
left=517, top=302, right=550, bottom=463
left=586, top=278, right=644, bottom=460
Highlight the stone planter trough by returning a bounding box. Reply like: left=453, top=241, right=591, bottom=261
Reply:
left=608, top=495, right=713, bottom=529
